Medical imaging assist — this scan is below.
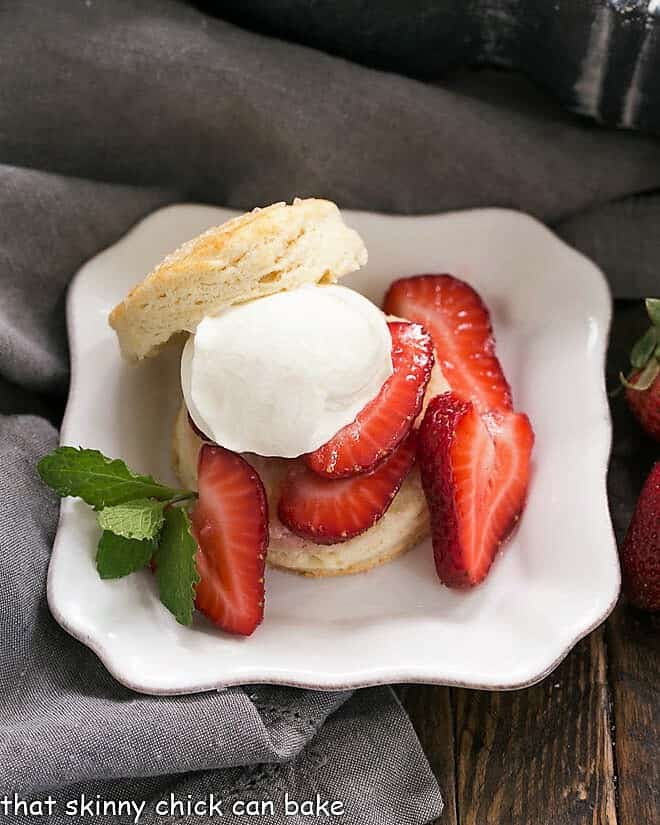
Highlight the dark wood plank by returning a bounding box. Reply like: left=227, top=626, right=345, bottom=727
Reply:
left=607, top=604, right=660, bottom=825
left=453, top=628, right=617, bottom=825
left=397, top=685, right=458, bottom=825
left=604, top=300, right=659, bottom=825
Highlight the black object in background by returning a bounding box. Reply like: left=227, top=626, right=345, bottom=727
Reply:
left=197, top=0, right=660, bottom=134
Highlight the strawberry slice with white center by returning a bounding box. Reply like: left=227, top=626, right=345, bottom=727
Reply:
left=306, top=321, right=434, bottom=478
left=384, top=274, right=512, bottom=415
left=279, top=431, right=417, bottom=544
left=191, top=444, right=268, bottom=635
left=418, top=392, right=533, bottom=587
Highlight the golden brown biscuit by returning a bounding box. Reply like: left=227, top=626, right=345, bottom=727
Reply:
left=109, top=198, right=367, bottom=360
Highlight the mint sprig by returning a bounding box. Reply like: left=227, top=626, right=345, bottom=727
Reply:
left=37, top=447, right=189, bottom=509
left=39, top=447, right=199, bottom=625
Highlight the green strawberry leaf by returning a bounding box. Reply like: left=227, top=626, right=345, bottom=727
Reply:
left=154, top=507, right=199, bottom=626
left=630, top=327, right=657, bottom=369
left=96, top=531, right=156, bottom=579
left=37, top=447, right=188, bottom=509
left=98, top=498, right=166, bottom=541
left=633, top=357, right=660, bottom=391
left=646, top=297, right=660, bottom=327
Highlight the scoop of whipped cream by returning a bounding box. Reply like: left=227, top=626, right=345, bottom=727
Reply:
left=181, top=284, right=393, bottom=458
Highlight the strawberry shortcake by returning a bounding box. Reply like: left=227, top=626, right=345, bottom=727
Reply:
left=109, top=198, right=533, bottom=636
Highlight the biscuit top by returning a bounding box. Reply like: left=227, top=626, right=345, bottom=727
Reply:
left=108, top=198, right=368, bottom=360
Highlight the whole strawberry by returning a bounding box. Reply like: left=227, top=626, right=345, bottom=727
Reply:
left=620, top=461, right=660, bottom=612
left=620, top=298, right=660, bottom=442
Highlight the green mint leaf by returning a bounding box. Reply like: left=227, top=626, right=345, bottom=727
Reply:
left=98, top=498, right=166, bottom=541
left=630, top=327, right=657, bottom=369
left=96, top=531, right=155, bottom=579
left=37, top=447, right=187, bottom=509
left=154, top=507, right=199, bottom=626
left=646, top=297, right=660, bottom=327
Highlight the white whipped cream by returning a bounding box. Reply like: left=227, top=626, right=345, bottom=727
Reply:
left=181, top=284, right=393, bottom=458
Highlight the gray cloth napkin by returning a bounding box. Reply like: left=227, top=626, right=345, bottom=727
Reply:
left=1, top=1, right=658, bottom=823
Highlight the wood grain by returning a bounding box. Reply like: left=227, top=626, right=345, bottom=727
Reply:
left=607, top=605, right=660, bottom=825
left=397, top=685, right=457, bottom=825
left=452, top=629, right=617, bottom=825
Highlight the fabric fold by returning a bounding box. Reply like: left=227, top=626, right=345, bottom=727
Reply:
left=0, top=690, right=442, bottom=825
left=2, top=1, right=660, bottom=244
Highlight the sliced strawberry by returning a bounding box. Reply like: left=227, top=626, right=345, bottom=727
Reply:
left=279, top=431, right=417, bottom=544
left=306, top=321, right=434, bottom=478
left=191, top=444, right=268, bottom=635
left=418, top=392, right=533, bottom=588
left=384, top=274, right=512, bottom=415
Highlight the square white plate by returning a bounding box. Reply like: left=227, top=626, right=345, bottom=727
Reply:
left=48, top=205, right=620, bottom=694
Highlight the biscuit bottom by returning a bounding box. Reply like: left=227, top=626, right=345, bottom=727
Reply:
left=172, top=404, right=430, bottom=577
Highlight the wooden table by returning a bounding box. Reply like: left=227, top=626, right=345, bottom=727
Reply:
left=399, top=302, right=659, bottom=825
left=398, top=605, right=658, bottom=825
